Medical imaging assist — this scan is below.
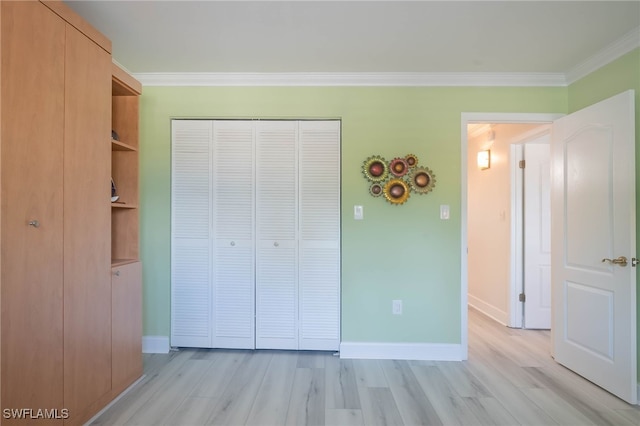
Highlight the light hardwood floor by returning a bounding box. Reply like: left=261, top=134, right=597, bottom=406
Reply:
left=90, top=308, right=640, bottom=425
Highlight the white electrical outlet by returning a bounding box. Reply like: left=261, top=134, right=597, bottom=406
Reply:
left=392, top=300, right=402, bottom=315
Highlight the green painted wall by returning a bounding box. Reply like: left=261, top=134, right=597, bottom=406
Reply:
left=567, top=48, right=640, bottom=379
left=139, top=86, right=565, bottom=343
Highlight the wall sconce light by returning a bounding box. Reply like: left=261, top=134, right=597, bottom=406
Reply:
left=477, top=150, right=491, bottom=170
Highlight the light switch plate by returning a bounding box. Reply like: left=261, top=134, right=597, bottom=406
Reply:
left=354, top=205, right=363, bottom=220
left=440, top=205, right=450, bottom=220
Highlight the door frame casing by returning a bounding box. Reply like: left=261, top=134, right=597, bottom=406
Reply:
left=460, top=112, right=563, bottom=359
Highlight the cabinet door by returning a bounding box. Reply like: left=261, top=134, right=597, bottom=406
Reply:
left=1, top=1, right=65, bottom=418
left=171, top=120, right=213, bottom=347
left=298, top=121, right=341, bottom=351
left=212, top=121, right=256, bottom=349
left=112, top=261, right=142, bottom=394
left=63, top=23, right=112, bottom=422
left=255, top=121, right=298, bottom=350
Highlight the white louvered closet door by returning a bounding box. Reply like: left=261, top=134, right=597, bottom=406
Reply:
left=171, top=120, right=213, bottom=347
left=255, top=121, right=299, bottom=350
left=212, top=121, right=256, bottom=349
left=298, top=121, right=341, bottom=350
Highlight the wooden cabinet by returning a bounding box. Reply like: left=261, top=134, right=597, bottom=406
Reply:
left=1, top=1, right=66, bottom=418
left=110, top=61, right=143, bottom=402
left=112, top=261, right=142, bottom=395
left=1, top=2, right=141, bottom=425
left=63, top=16, right=113, bottom=423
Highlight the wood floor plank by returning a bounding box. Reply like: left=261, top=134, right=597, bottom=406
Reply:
left=358, top=387, right=406, bottom=426
left=436, top=361, right=491, bottom=398
left=468, top=325, right=544, bottom=390
left=296, top=351, right=328, bottom=369
left=614, top=407, right=640, bottom=424
left=353, top=359, right=388, bottom=388
left=89, top=349, right=192, bottom=425
left=325, top=409, right=364, bottom=426
left=285, top=368, right=325, bottom=426
left=522, top=366, right=636, bottom=426
left=163, top=396, right=217, bottom=426
left=204, top=350, right=273, bottom=425
left=126, top=359, right=212, bottom=425
left=462, top=358, right=558, bottom=425
left=521, top=387, right=599, bottom=426
left=325, top=356, right=361, bottom=409
left=189, top=349, right=248, bottom=399
left=245, top=351, right=298, bottom=426
left=380, top=360, right=443, bottom=426
left=411, top=365, right=481, bottom=426
left=90, top=308, right=640, bottom=426
left=462, top=396, right=521, bottom=426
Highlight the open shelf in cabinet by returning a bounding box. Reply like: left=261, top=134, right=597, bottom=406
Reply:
left=112, top=139, right=137, bottom=151
left=111, top=63, right=141, bottom=264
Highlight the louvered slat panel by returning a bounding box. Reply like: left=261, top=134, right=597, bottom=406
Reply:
left=171, top=120, right=213, bottom=347
left=171, top=241, right=211, bottom=347
left=256, top=122, right=298, bottom=349
left=212, top=121, right=256, bottom=348
left=214, top=243, right=255, bottom=348
left=299, top=244, right=340, bottom=338
left=213, top=123, right=255, bottom=240
left=172, top=120, right=211, bottom=239
left=256, top=243, right=297, bottom=349
left=298, top=121, right=341, bottom=350
left=299, top=122, right=340, bottom=241
left=256, top=122, right=297, bottom=240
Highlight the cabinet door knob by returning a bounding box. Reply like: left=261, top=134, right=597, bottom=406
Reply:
left=273, top=242, right=279, bottom=247
left=114, top=270, right=121, bottom=276
left=230, top=241, right=236, bottom=246
left=28, top=220, right=40, bottom=228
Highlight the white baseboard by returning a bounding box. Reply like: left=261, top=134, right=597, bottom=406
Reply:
left=142, top=335, right=170, bottom=354
left=468, top=294, right=508, bottom=326
left=339, top=342, right=463, bottom=361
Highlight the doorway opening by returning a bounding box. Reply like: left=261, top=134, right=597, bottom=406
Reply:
left=467, top=122, right=551, bottom=330
left=459, top=113, right=561, bottom=360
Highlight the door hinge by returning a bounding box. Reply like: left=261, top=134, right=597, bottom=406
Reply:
left=519, top=160, right=526, bottom=169
left=519, top=293, right=526, bottom=302
left=632, top=257, right=639, bottom=267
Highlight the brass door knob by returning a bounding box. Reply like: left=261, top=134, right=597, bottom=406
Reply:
left=602, top=256, right=628, bottom=267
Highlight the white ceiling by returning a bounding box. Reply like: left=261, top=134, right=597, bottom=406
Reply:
left=65, top=1, right=640, bottom=80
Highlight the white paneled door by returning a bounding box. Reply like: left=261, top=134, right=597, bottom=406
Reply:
left=171, top=119, right=340, bottom=351
left=551, top=90, right=636, bottom=404
left=523, top=142, right=551, bottom=329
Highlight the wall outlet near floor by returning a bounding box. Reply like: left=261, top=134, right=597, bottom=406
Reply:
left=392, top=299, right=402, bottom=315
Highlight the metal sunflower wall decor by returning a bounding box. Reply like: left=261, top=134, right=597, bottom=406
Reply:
left=361, top=154, right=436, bottom=205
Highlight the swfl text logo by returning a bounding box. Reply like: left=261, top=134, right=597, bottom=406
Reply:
left=3, top=408, right=69, bottom=420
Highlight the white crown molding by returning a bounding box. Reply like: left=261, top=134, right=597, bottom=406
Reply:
left=132, top=71, right=567, bottom=88
left=565, top=26, right=640, bottom=85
